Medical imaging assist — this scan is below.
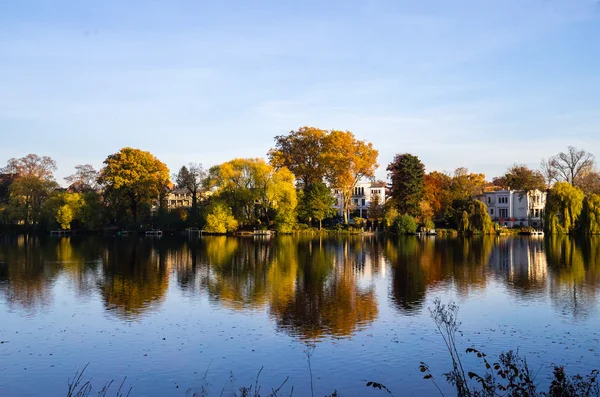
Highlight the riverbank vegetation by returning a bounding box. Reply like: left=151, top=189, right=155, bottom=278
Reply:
left=418, top=298, right=600, bottom=397
left=1, top=131, right=599, bottom=235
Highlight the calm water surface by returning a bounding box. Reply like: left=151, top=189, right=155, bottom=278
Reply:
left=1, top=235, right=600, bottom=396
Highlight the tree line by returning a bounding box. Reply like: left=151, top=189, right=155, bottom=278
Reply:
left=1, top=127, right=599, bottom=234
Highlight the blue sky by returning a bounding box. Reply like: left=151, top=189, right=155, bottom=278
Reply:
left=1, top=0, right=599, bottom=184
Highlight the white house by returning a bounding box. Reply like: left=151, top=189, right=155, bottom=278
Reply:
left=333, top=181, right=386, bottom=219
left=480, top=189, right=546, bottom=228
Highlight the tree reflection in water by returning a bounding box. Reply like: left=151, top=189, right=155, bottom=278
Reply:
left=546, top=236, right=600, bottom=320
left=1, top=235, right=600, bottom=334
left=98, top=238, right=169, bottom=319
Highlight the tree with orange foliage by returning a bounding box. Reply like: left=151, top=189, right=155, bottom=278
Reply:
left=323, top=130, right=379, bottom=223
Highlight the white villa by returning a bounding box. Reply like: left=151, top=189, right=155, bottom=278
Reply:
left=479, top=189, right=546, bottom=228
left=333, top=181, right=386, bottom=219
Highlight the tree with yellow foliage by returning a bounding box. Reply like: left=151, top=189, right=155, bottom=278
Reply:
left=544, top=181, right=584, bottom=234
left=208, top=158, right=297, bottom=230
left=97, top=148, right=170, bottom=226
left=205, top=203, right=238, bottom=234
left=323, top=130, right=379, bottom=223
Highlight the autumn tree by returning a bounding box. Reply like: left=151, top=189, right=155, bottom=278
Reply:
left=56, top=205, right=73, bottom=230
left=3, top=154, right=57, bottom=180
left=542, top=146, right=595, bottom=185
left=368, top=192, right=385, bottom=222
left=493, top=164, right=547, bottom=222
left=493, top=164, right=546, bottom=192
left=423, top=171, right=452, bottom=221
left=1, top=154, right=59, bottom=225
left=269, top=167, right=298, bottom=232
left=323, top=130, right=379, bottom=223
left=268, top=126, right=329, bottom=188
left=450, top=167, right=487, bottom=201
left=65, top=164, right=99, bottom=192
left=41, top=191, right=85, bottom=230
left=387, top=153, right=425, bottom=217
left=574, top=170, right=600, bottom=197
left=208, top=158, right=297, bottom=229
left=97, top=148, right=170, bottom=226
left=205, top=203, right=238, bottom=233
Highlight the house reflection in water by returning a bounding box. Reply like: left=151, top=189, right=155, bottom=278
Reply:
left=488, top=237, right=547, bottom=297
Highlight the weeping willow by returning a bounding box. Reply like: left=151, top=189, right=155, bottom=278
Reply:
left=468, top=199, right=494, bottom=234
left=581, top=194, right=600, bottom=235
left=544, top=182, right=584, bottom=234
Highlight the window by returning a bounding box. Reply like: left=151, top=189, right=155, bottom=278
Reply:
left=490, top=208, right=494, bottom=215
left=499, top=208, right=508, bottom=218
left=362, top=199, right=366, bottom=206
left=498, top=196, right=509, bottom=204
left=487, top=197, right=491, bottom=204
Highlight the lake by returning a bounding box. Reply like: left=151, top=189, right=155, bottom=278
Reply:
left=1, top=235, right=599, bottom=396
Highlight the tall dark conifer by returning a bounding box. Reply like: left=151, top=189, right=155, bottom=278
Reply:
left=387, top=153, right=425, bottom=217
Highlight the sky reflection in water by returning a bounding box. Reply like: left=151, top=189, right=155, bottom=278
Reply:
left=1, top=235, right=599, bottom=396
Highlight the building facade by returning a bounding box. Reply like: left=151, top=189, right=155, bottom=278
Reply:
left=166, top=188, right=193, bottom=209
left=333, top=181, right=386, bottom=220
left=480, top=189, right=546, bottom=228
left=152, top=188, right=207, bottom=213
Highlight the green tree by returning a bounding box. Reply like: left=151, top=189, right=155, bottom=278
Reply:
left=205, top=203, right=238, bottom=233
left=79, top=191, right=104, bottom=230
left=545, top=181, right=585, bottom=234
left=458, top=211, right=470, bottom=233
left=2, top=154, right=59, bottom=226
left=581, top=194, right=600, bottom=235
left=387, top=153, right=425, bottom=217
left=97, top=148, right=170, bottom=227
left=297, top=182, right=336, bottom=230
left=468, top=200, right=494, bottom=234
left=395, top=214, right=418, bottom=235
left=8, top=177, right=58, bottom=225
